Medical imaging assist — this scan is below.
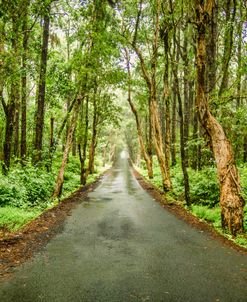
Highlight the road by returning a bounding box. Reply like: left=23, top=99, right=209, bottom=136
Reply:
left=0, top=158, right=247, bottom=302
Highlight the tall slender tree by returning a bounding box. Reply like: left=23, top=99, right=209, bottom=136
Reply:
left=33, top=3, right=51, bottom=163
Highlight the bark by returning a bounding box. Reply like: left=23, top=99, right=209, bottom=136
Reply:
left=169, top=26, right=190, bottom=204
left=162, top=23, right=171, bottom=179
left=13, top=97, right=20, bottom=158
left=2, top=17, right=20, bottom=172
left=47, top=116, right=55, bottom=171
left=206, top=0, right=218, bottom=94
left=87, top=90, right=98, bottom=175
left=234, top=3, right=243, bottom=159
left=171, top=40, right=177, bottom=167
left=12, top=15, right=21, bottom=159
left=20, top=2, right=29, bottom=162
left=171, top=53, right=190, bottom=205
left=72, top=128, right=77, bottom=156
left=218, top=0, right=236, bottom=96
left=79, top=96, right=89, bottom=185
left=125, top=48, right=153, bottom=178
left=150, top=95, right=172, bottom=191
left=191, top=109, right=199, bottom=170
left=33, top=5, right=51, bottom=163
left=183, top=32, right=190, bottom=168
left=195, top=0, right=244, bottom=235
left=3, top=101, right=15, bottom=173
left=147, top=102, right=153, bottom=172
left=52, top=97, right=82, bottom=199
left=171, top=87, right=177, bottom=166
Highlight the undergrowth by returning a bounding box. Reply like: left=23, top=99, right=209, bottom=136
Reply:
left=0, top=207, right=41, bottom=231
left=136, top=157, right=247, bottom=249
left=0, top=154, right=109, bottom=232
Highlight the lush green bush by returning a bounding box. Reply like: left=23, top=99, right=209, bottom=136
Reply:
left=0, top=155, right=109, bottom=231
left=188, top=167, right=219, bottom=207
left=191, top=205, right=221, bottom=228
left=0, top=164, right=55, bottom=209
left=138, top=158, right=247, bottom=208
left=170, top=165, right=219, bottom=206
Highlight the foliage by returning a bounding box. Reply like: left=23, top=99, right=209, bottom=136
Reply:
left=0, top=164, right=55, bottom=209
left=191, top=205, right=221, bottom=228
left=187, top=168, right=219, bottom=207
left=0, top=206, right=41, bottom=231
left=0, top=154, right=109, bottom=231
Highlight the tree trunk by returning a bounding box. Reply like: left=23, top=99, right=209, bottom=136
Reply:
left=13, top=99, right=20, bottom=158
left=171, top=87, right=177, bottom=166
left=150, top=95, right=172, bottom=191
left=170, top=27, right=190, bottom=204
left=206, top=0, right=218, bottom=94
left=236, top=2, right=242, bottom=108
left=52, top=97, right=82, bottom=199
left=34, top=5, right=51, bottom=163
left=192, top=110, right=199, bottom=170
left=2, top=17, right=20, bottom=172
left=195, top=0, right=244, bottom=235
left=3, top=102, right=15, bottom=173
left=72, top=128, right=77, bottom=156
left=183, top=33, right=190, bottom=168
left=47, top=116, right=55, bottom=171
left=162, top=24, right=171, bottom=180
left=172, top=61, right=190, bottom=205
left=218, top=0, right=236, bottom=96
left=125, top=48, right=153, bottom=178
left=87, top=91, right=98, bottom=175
left=20, top=2, right=29, bottom=162
left=79, top=96, right=89, bottom=185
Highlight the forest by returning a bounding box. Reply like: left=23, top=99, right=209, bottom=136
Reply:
left=0, top=0, right=247, bottom=246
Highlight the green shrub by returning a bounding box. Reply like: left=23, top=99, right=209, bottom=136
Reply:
left=188, top=167, right=219, bottom=207
left=0, top=206, right=41, bottom=231
left=0, top=177, right=26, bottom=207
left=191, top=205, right=221, bottom=227
left=170, top=165, right=219, bottom=207
left=0, top=164, right=55, bottom=209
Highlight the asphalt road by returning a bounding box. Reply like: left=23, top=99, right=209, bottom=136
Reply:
left=0, top=158, right=247, bottom=302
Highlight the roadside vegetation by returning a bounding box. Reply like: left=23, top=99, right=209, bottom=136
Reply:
left=0, top=155, right=109, bottom=232
left=136, top=158, right=247, bottom=248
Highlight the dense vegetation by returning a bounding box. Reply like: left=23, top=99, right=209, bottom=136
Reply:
left=0, top=0, right=246, bottom=242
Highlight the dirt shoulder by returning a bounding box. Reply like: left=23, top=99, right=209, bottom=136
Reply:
left=132, top=168, right=247, bottom=255
left=0, top=172, right=108, bottom=279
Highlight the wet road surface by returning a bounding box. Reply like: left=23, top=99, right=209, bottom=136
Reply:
left=0, top=158, right=247, bottom=301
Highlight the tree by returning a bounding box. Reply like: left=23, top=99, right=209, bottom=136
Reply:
left=125, top=47, right=153, bottom=178
left=33, top=3, right=51, bottom=164
left=194, top=0, right=244, bottom=235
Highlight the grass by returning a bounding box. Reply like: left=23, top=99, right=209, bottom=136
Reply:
left=190, top=205, right=221, bottom=228
left=0, top=206, right=41, bottom=232
left=135, top=158, right=247, bottom=249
